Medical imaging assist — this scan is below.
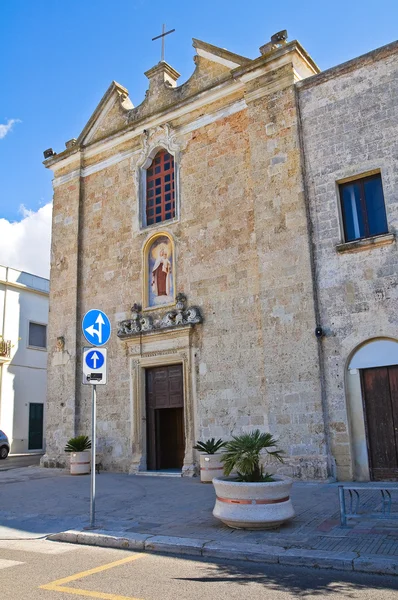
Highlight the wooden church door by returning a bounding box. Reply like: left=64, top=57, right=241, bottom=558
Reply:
left=146, top=365, right=185, bottom=470
left=361, top=365, right=398, bottom=481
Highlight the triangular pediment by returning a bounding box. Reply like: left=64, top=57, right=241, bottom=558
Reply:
left=77, top=81, right=133, bottom=146
left=192, top=38, right=250, bottom=69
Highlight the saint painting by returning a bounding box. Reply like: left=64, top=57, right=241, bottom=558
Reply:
left=148, top=235, right=174, bottom=307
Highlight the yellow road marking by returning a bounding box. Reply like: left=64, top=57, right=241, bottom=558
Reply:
left=41, top=553, right=143, bottom=587
left=40, top=553, right=145, bottom=600
left=41, top=585, right=141, bottom=600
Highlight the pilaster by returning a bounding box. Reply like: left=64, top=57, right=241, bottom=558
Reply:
left=41, top=155, right=82, bottom=467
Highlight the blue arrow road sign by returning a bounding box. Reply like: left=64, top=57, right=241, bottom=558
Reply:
left=85, top=349, right=105, bottom=370
left=82, top=309, right=111, bottom=346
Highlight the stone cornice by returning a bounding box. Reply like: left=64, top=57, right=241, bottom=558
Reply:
left=193, top=38, right=250, bottom=69
left=49, top=97, right=246, bottom=180
left=118, top=294, right=203, bottom=339
left=44, top=39, right=319, bottom=176
left=296, top=39, right=398, bottom=91
left=232, top=40, right=320, bottom=82
left=44, top=75, right=244, bottom=174
left=126, top=324, right=193, bottom=351
left=145, top=61, right=181, bottom=82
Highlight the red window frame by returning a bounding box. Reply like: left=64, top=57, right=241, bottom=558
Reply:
left=146, top=150, right=175, bottom=226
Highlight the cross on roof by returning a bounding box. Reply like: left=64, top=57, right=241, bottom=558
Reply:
left=152, top=24, right=175, bottom=63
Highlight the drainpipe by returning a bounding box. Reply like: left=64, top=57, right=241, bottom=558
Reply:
left=294, top=87, right=335, bottom=480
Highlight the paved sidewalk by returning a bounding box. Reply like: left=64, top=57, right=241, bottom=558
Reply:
left=1, top=467, right=398, bottom=575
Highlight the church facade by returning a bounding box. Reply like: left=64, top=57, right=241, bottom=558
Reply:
left=42, top=32, right=398, bottom=481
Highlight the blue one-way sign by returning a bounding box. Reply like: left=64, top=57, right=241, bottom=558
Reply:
left=82, top=309, right=111, bottom=346
left=86, top=350, right=104, bottom=370
left=82, top=347, right=107, bottom=385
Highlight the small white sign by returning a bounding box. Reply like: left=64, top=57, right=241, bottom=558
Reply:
left=82, top=347, right=107, bottom=385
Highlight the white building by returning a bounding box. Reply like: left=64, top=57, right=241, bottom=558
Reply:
left=0, top=266, right=49, bottom=454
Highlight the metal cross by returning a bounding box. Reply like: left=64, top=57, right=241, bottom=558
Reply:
left=152, top=24, right=175, bottom=63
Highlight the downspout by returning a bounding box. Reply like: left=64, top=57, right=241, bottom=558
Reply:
left=294, top=85, right=335, bottom=480
left=74, top=158, right=85, bottom=437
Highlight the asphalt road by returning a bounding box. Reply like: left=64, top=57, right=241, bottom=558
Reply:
left=0, top=538, right=398, bottom=600
left=0, top=454, right=42, bottom=471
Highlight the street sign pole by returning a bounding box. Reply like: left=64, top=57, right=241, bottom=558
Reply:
left=90, top=384, right=97, bottom=528
left=82, top=309, right=111, bottom=530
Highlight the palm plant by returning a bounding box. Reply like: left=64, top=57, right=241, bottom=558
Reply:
left=193, top=438, right=226, bottom=454
left=222, top=430, right=284, bottom=482
left=64, top=435, right=91, bottom=453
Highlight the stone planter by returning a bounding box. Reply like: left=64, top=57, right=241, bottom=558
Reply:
left=212, top=475, right=294, bottom=529
left=199, top=453, right=224, bottom=483
left=70, top=451, right=90, bottom=475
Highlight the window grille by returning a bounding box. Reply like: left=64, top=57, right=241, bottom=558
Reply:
left=146, top=150, right=175, bottom=226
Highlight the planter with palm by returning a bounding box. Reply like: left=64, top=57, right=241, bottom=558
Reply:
left=212, top=430, right=295, bottom=529
left=193, top=438, right=226, bottom=483
left=65, top=435, right=91, bottom=475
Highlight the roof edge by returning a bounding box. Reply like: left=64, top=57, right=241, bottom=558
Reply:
left=76, top=80, right=130, bottom=145
left=192, top=38, right=251, bottom=67
left=296, top=38, right=398, bottom=90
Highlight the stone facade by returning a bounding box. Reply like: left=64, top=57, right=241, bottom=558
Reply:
left=298, top=41, right=398, bottom=480
left=42, top=33, right=398, bottom=481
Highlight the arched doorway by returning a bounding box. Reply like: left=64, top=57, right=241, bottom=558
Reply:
left=347, top=339, right=398, bottom=481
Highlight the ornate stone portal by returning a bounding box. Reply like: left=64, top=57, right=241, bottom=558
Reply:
left=118, top=293, right=203, bottom=476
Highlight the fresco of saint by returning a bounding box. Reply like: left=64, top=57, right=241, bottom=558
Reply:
left=148, top=236, right=174, bottom=307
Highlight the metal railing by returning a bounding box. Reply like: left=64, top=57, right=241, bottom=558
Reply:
left=339, top=485, right=398, bottom=526
left=0, top=339, right=11, bottom=358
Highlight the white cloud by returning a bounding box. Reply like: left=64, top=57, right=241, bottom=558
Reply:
left=0, top=119, right=21, bottom=140
left=0, top=203, right=52, bottom=279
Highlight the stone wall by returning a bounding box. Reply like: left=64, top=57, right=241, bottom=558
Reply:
left=244, top=63, right=328, bottom=479
left=298, top=43, right=398, bottom=479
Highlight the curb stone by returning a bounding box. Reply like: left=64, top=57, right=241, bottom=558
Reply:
left=145, top=535, right=204, bottom=556
left=202, top=541, right=283, bottom=563
left=353, top=555, right=398, bottom=575
left=279, top=548, right=356, bottom=571
left=48, top=529, right=398, bottom=576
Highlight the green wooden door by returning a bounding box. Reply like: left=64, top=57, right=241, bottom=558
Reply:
left=28, top=403, right=43, bottom=450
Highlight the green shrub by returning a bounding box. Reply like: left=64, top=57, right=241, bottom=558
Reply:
left=193, top=438, right=226, bottom=454
left=64, top=435, right=91, bottom=453
left=222, top=430, right=284, bottom=482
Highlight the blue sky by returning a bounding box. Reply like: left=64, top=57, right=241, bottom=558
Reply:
left=0, top=0, right=397, bottom=275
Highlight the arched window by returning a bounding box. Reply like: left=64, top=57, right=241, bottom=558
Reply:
left=146, top=149, right=175, bottom=226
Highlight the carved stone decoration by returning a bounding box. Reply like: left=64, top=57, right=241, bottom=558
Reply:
left=136, top=124, right=187, bottom=171
left=136, top=124, right=186, bottom=229
left=56, top=336, right=65, bottom=351
left=117, top=293, right=203, bottom=338
left=140, top=315, right=154, bottom=331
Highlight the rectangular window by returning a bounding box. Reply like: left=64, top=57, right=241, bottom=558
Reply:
left=339, top=174, right=388, bottom=242
left=28, top=322, right=47, bottom=349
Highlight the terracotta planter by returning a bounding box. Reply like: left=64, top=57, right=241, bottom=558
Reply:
left=70, top=451, right=90, bottom=475
left=199, top=453, right=224, bottom=483
left=212, top=475, right=295, bottom=529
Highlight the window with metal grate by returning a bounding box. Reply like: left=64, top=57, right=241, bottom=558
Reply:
left=146, top=149, right=175, bottom=225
